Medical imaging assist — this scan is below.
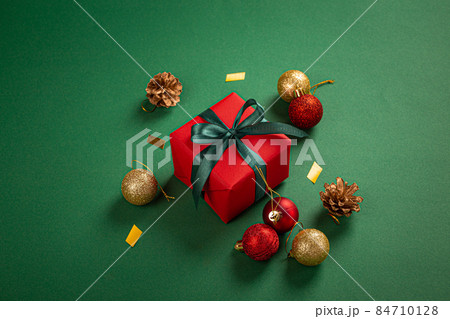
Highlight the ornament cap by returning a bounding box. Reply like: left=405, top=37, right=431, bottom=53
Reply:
left=234, top=240, right=244, bottom=252
left=268, top=210, right=282, bottom=224
left=294, top=89, right=304, bottom=99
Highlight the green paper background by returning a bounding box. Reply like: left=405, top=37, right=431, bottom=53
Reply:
left=1, top=0, right=449, bottom=301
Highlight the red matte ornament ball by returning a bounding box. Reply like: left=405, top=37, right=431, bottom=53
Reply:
left=263, top=197, right=299, bottom=234
left=235, top=224, right=279, bottom=261
left=289, top=94, right=323, bottom=129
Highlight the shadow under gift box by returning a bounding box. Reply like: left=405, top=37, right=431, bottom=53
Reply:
left=170, top=92, right=291, bottom=223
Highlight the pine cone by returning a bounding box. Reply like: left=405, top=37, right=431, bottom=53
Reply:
left=145, top=72, right=182, bottom=108
left=319, top=177, right=363, bottom=217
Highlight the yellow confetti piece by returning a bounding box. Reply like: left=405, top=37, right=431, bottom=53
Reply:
left=125, top=225, right=142, bottom=247
left=225, top=72, right=246, bottom=82
left=147, top=134, right=166, bottom=150
left=307, top=161, right=323, bottom=184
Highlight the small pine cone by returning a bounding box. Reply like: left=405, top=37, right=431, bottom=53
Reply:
left=145, top=72, right=182, bottom=108
left=319, top=177, right=363, bottom=217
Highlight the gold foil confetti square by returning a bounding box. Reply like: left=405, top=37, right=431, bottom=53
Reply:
left=126, top=225, right=142, bottom=247
left=307, top=161, right=323, bottom=184
left=147, top=134, right=166, bottom=150
left=225, top=72, right=246, bottom=82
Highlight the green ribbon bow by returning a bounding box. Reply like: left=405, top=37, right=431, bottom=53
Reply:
left=190, top=99, right=308, bottom=207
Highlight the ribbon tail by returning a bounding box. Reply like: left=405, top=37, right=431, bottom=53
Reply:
left=191, top=139, right=230, bottom=208
left=235, top=139, right=267, bottom=201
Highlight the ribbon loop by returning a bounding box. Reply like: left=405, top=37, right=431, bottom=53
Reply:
left=190, top=99, right=308, bottom=208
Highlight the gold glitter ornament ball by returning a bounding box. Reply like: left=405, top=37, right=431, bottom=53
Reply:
left=121, top=169, right=158, bottom=206
left=289, top=228, right=330, bottom=266
left=277, top=70, right=311, bottom=102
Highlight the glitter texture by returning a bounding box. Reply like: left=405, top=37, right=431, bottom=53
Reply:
left=290, top=229, right=329, bottom=266
left=288, top=94, right=323, bottom=129
left=121, top=169, right=158, bottom=206
left=242, top=224, right=279, bottom=261
left=277, top=70, right=311, bottom=103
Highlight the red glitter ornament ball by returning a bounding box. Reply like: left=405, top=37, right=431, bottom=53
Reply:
left=263, top=197, right=299, bottom=234
left=234, top=224, right=279, bottom=261
left=289, top=94, right=323, bottom=129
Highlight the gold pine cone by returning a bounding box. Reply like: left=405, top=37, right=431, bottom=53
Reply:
left=145, top=72, right=182, bottom=108
left=319, top=177, right=363, bottom=217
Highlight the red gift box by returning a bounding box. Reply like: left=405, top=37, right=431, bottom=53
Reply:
left=170, top=92, right=291, bottom=223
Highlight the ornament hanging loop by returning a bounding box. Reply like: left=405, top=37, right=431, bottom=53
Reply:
left=328, top=213, right=340, bottom=225
left=131, top=160, right=175, bottom=201
left=141, top=99, right=157, bottom=113
left=310, top=80, right=335, bottom=95
left=285, top=221, right=304, bottom=255
left=255, top=166, right=281, bottom=213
